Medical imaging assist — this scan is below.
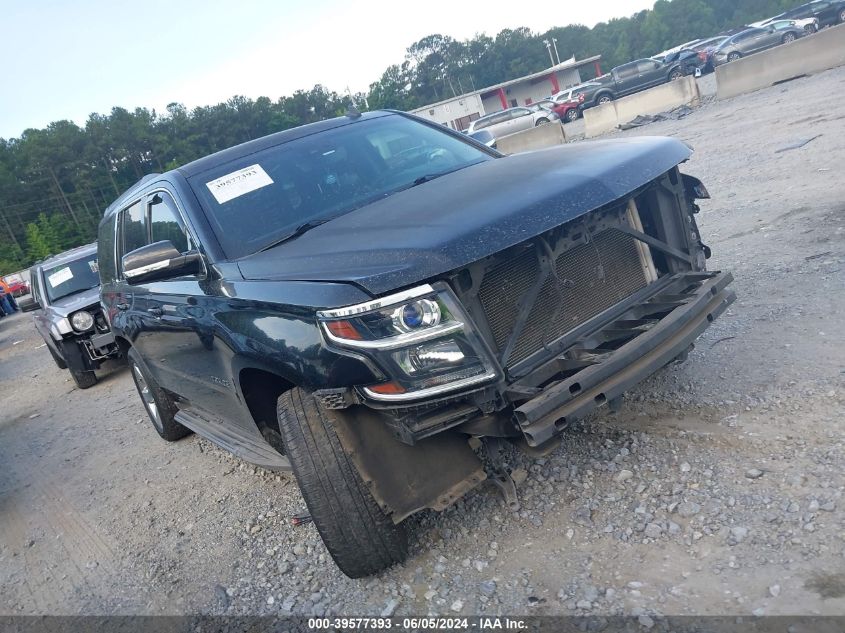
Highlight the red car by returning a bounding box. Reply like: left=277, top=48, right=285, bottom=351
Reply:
left=531, top=94, right=585, bottom=123
left=2, top=275, right=29, bottom=297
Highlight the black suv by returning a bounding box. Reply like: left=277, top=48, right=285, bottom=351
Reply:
left=98, top=111, right=734, bottom=578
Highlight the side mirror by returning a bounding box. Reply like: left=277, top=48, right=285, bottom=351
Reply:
left=122, top=240, right=202, bottom=284
left=18, top=296, right=39, bottom=312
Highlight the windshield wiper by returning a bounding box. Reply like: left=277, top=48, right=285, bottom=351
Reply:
left=259, top=219, right=331, bottom=252
left=411, top=171, right=449, bottom=187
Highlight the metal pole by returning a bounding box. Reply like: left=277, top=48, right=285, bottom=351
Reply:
left=542, top=40, right=555, bottom=67
left=551, top=38, right=561, bottom=65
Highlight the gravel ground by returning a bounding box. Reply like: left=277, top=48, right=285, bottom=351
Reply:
left=1, top=66, right=843, bottom=618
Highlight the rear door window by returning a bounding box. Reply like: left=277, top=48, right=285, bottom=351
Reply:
left=616, top=63, right=639, bottom=79
left=122, top=200, right=147, bottom=255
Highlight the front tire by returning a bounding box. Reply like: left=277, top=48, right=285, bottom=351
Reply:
left=535, top=118, right=549, bottom=126
left=727, top=52, right=742, bottom=62
left=596, top=93, right=613, bottom=105
left=782, top=33, right=796, bottom=44
left=128, top=347, right=191, bottom=441
left=669, top=68, right=683, bottom=80
left=70, top=367, right=97, bottom=389
left=277, top=388, right=408, bottom=578
left=48, top=344, right=67, bottom=370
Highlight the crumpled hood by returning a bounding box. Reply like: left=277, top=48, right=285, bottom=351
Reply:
left=48, top=286, right=101, bottom=318
left=237, top=136, right=691, bottom=296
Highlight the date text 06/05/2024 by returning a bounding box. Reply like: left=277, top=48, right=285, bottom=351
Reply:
left=306, top=617, right=527, bottom=630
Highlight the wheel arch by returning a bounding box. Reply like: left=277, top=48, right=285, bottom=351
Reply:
left=237, top=365, right=297, bottom=453
left=595, top=91, right=613, bottom=104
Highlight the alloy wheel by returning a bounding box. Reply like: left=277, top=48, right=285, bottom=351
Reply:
left=133, top=364, right=162, bottom=432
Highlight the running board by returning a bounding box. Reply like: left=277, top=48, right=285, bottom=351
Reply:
left=174, top=409, right=292, bottom=471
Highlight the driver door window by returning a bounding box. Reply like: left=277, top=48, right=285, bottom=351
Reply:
left=149, top=192, right=191, bottom=254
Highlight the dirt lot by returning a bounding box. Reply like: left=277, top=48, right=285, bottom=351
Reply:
left=1, top=66, right=844, bottom=618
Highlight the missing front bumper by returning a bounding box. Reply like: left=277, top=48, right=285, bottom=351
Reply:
left=513, top=271, right=735, bottom=446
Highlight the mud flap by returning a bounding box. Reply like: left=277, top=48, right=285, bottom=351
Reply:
left=330, top=407, right=487, bottom=523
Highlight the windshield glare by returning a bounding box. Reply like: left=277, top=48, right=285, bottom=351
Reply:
left=44, top=255, right=100, bottom=303
left=189, top=115, right=493, bottom=259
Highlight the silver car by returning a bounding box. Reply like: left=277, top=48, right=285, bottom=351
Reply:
left=20, top=243, right=120, bottom=388
left=712, top=25, right=804, bottom=66
left=466, top=106, right=559, bottom=140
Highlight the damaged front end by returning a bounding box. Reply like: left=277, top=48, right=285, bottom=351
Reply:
left=317, top=159, right=734, bottom=523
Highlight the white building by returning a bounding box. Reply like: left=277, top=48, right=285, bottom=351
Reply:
left=411, top=55, right=602, bottom=131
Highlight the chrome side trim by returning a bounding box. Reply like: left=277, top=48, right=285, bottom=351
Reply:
left=317, top=284, right=435, bottom=319
left=362, top=371, right=498, bottom=402
left=124, top=259, right=171, bottom=278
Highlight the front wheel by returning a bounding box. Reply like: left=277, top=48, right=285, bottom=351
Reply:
left=70, top=367, right=97, bottom=389
left=839, top=8, right=845, bottom=22
left=782, top=33, right=796, bottom=44
left=48, top=344, right=67, bottom=370
left=128, top=347, right=191, bottom=441
left=727, top=52, right=742, bottom=62
left=277, top=388, right=408, bottom=578
left=596, top=93, right=613, bottom=105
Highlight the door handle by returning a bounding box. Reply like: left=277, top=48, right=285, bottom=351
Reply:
left=147, top=308, right=163, bottom=317
left=116, top=303, right=129, bottom=311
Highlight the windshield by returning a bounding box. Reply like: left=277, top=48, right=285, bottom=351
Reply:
left=43, top=254, right=100, bottom=303
left=189, top=114, right=493, bottom=259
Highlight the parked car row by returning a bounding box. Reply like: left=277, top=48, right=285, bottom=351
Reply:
left=652, top=0, right=844, bottom=76
left=452, top=0, right=842, bottom=138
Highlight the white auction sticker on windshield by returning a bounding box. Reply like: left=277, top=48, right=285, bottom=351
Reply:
left=206, top=164, right=273, bottom=204
left=47, top=267, right=73, bottom=287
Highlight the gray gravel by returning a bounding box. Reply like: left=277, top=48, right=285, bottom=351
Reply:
left=1, top=65, right=844, bottom=617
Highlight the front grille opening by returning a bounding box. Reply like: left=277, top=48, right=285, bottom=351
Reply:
left=477, top=221, right=657, bottom=368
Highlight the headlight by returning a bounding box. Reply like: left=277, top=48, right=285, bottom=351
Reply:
left=70, top=310, right=95, bottom=332
left=318, top=283, right=499, bottom=401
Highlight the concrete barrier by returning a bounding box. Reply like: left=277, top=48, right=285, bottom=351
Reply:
left=496, top=122, right=566, bottom=154
left=583, top=76, right=701, bottom=137
left=716, top=24, right=845, bottom=100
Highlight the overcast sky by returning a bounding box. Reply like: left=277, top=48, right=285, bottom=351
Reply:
left=0, top=0, right=655, bottom=139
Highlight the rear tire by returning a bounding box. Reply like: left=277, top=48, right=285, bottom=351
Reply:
left=276, top=388, right=408, bottom=578
left=565, top=108, right=579, bottom=122
left=596, top=93, right=613, bottom=105
left=727, top=52, right=742, bottom=62
left=782, top=33, right=796, bottom=44
left=70, top=368, right=97, bottom=389
left=128, top=347, right=191, bottom=441
left=839, top=8, right=845, bottom=23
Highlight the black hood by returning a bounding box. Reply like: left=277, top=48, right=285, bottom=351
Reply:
left=237, top=136, right=691, bottom=297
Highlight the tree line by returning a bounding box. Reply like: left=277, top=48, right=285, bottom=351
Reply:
left=0, top=0, right=795, bottom=275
